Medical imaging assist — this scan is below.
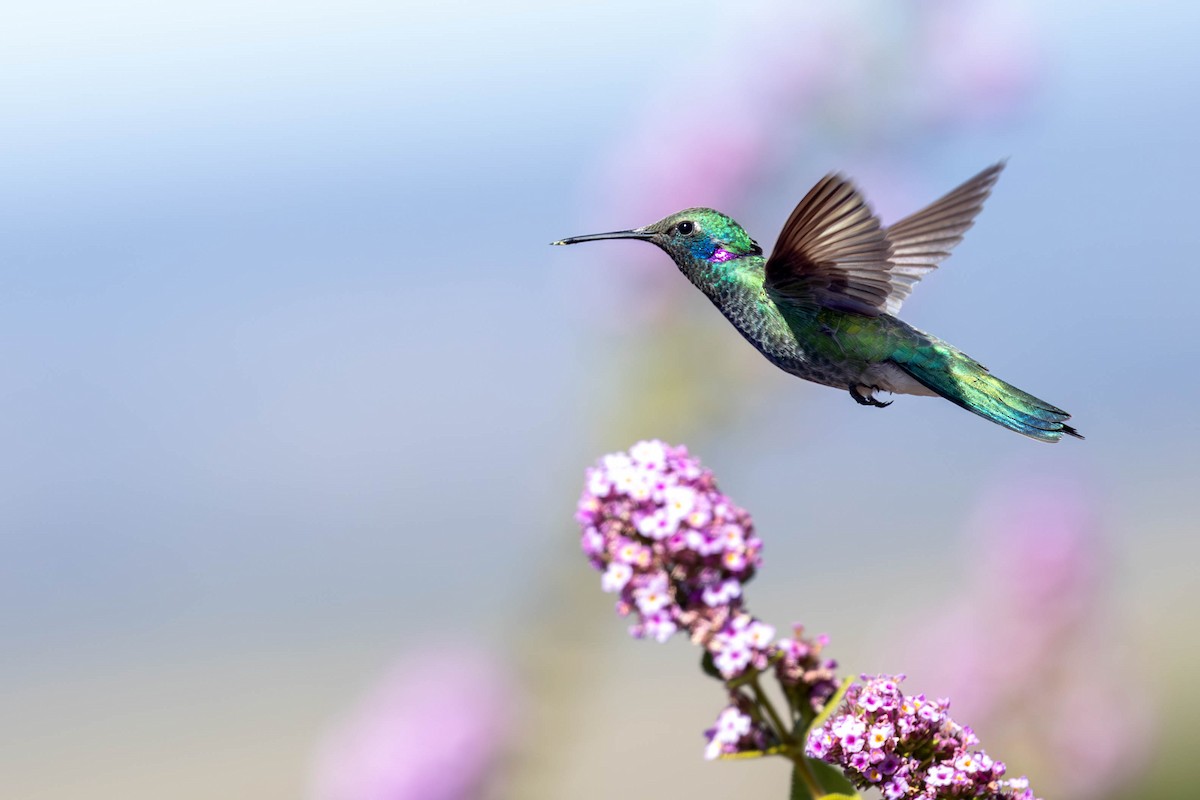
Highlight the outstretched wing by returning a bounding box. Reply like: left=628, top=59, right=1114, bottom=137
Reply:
left=883, top=162, right=1005, bottom=314
left=763, top=174, right=894, bottom=317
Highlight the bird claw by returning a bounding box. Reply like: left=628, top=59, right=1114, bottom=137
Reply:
left=849, top=385, right=892, bottom=408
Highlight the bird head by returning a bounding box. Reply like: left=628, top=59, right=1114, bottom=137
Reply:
left=553, top=208, right=762, bottom=267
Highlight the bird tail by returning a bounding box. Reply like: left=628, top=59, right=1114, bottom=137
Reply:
left=895, top=343, right=1082, bottom=443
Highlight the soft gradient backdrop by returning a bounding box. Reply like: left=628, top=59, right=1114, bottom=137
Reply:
left=1, top=2, right=1195, bottom=799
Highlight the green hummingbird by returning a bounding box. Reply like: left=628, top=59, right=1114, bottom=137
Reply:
left=553, top=163, right=1080, bottom=442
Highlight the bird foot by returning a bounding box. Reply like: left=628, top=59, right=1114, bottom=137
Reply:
left=849, top=385, right=893, bottom=408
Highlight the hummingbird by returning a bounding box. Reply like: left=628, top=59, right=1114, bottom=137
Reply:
left=553, top=163, right=1081, bottom=442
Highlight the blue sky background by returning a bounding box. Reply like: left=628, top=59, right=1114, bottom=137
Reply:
left=2, top=2, right=1197, bottom=798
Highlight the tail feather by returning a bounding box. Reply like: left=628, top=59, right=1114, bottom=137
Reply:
left=896, top=345, right=1082, bottom=443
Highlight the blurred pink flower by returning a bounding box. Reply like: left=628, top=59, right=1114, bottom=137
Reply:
left=310, top=649, right=515, bottom=800
left=894, top=479, right=1154, bottom=800
left=579, top=1, right=1043, bottom=324
left=919, top=1, right=1043, bottom=127
left=913, top=483, right=1098, bottom=713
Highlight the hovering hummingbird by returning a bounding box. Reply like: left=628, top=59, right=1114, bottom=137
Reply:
left=553, top=163, right=1080, bottom=442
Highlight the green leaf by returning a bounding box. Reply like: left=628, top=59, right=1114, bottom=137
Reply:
left=700, top=650, right=722, bottom=681
left=789, top=757, right=862, bottom=800
left=788, top=763, right=814, bottom=800
left=809, top=759, right=858, bottom=797
left=715, top=745, right=785, bottom=761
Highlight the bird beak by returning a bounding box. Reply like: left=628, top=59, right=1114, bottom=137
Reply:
left=551, top=228, right=655, bottom=246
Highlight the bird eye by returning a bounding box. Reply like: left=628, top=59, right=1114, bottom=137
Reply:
left=677, top=221, right=695, bottom=235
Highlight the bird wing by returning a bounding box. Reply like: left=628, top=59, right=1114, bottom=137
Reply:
left=882, top=162, right=1005, bottom=315
left=763, top=174, right=895, bottom=317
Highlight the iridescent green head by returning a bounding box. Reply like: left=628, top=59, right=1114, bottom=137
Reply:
left=552, top=208, right=762, bottom=267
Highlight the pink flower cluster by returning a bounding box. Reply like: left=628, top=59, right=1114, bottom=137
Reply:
left=578, top=443, right=1050, bottom=789
left=576, top=440, right=770, bottom=677
left=703, top=701, right=775, bottom=761
left=774, top=624, right=840, bottom=714
left=806, top=675, right=1041, bottom=800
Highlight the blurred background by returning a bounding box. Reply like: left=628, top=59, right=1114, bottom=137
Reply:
left=1, top=1, right=1196, bottom=798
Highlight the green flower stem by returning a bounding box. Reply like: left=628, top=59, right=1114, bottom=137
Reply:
left=750, top=674, right=792, bottom=746
left=753, top=686, right=792, bottom=748
left=789, top=753, right=825, bottom=799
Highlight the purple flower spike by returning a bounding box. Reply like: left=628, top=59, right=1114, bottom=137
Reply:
left=807, top=674, right=1041, bottom=800
left=579, top=443, right=1050, bottom=787
left=577, top=441, right=769, bottom=677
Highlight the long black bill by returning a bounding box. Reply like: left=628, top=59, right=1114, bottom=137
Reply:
left=551, top=229, right=654, bottom=246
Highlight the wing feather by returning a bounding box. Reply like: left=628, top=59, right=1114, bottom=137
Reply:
left=764, top=163, right=1006, bottom=317
left=883, top=162, right=1005, bottom=314
left=763, top=174, right=893, bottom=316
